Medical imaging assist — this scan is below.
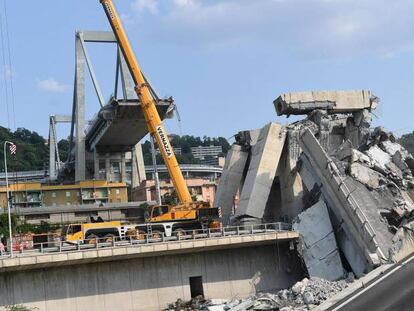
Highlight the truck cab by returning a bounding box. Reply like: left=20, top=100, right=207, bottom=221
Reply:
left=61, top=224, right=82, bottom=242
left=61, top=221, right=122, bottom=243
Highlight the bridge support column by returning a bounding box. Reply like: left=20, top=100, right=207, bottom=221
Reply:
left=132, top=143, right=146, bottom=188
left=105, top=153, right=111, bottom=182
left=94, top=149, right=100, bottom=179
left=121, top=152, right=127, bottom=182
left=49, top=117, right=57, bottom=181
left=74, top=34, right=86, bottom=182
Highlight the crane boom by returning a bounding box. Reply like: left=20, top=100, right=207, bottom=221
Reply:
left=100, top=0, right=192, bottom=204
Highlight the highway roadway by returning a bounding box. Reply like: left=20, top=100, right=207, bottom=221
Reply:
left=331, top=255, right=414, bottom=311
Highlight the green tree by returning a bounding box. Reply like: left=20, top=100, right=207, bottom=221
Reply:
left=162, top=191, right=178, bottom=205
left=17, top=221, right=61, bottom=235
left=0, top=213, right=18, bottom=242
left=400, top=131, right=414, bottom=156
left=141, top=134, right=230, bottom=165
left=0, top=126, right=48, bottom=172
left=58, top=139, right=70, bottom=162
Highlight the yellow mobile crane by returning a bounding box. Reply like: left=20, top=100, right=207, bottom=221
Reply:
left=62, top=0, right=221, bottom=243
left=100, top=0, right=192, bottom=205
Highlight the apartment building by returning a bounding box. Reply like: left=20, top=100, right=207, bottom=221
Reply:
left=191, top=145, right=223, bottom=159
left=133, top=178, right=217, bottom=206
left=0, top=180, right=128, bottom=209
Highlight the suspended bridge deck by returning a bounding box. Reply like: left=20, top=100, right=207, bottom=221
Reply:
left=85, top=98, right=173, bottom=153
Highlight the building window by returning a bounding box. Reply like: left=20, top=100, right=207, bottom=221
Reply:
left=51, top=192, right=56, bottom=198
left=191, top=187, right=202, bottom=195
left=116, top=189, right=120, bottom=195
left=66, top=191, right=71, bottom=197
left=112, top=162, right=120, bottom=174
left=126, top=161, right=132, bottom=173
left=99, top=160, right=106, bottom=174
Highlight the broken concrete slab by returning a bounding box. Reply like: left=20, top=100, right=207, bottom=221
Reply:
left=298, top=154, right=370, bottom=277
left=392, top=151, right=410, bottom=172
left=353, top=109, right=372, bottom=127
left=401, top=191, right=414, bottom=209
left=344, top=117, right=362, bottom=148
left=274, top=90, right=377, bottom=116
left=405, top=155, right=414, bottom=175
left=343, top=177, right=394, bottom=256
left=332, top=140, right=353, bottom=161
left=227, top=298, right=254, bottom=311
left=390, top=222, right=414, bottom=262
left=380, top=140, right=404, bottom=156
left=392, top=202, right=412, bottom=220
left=370, top=126, right=397, bottom=144
left=351, top=149, right=372, bottom=166
left=391, top=192, right=414, bottom=222
left=214, top=144, right=249, bottom=225
left=350, top=163, right=383, bottom=190
left=333, top=222, right=372, bottom=277
left=262, top=176, right=283, bottom=223
left=234, top=128, right=261, bottom=149
left=236, top=123, right=286, bottom=219
left=277, top=162, right=305, bottom=222
left=219, top=88, right=414, bottom=282
left=293, top=200, right=344, bottom=281
left=386, top=161, right=404, bottom=180
left=299, top=129, right=386, bottom=274
left=365, top=145, right=392, bottom=169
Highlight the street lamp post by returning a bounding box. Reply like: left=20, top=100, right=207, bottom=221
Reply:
left=3, top=141, right=15, bottom=257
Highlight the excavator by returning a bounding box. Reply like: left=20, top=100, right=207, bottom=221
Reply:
left=62, top=0, right=221, bottom=243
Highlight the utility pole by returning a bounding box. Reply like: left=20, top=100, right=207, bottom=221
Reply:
left=3, top=141, right=15, bottom=257
left=150, top=135, right=162, bottom=205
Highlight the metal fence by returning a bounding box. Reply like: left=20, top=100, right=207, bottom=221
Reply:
left=0, top=222, right=292, bottom=259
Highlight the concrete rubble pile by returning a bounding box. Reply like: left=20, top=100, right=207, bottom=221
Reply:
left=166, top=277, right=351, bottom=311
left=215, top=89, right=414, bottom=281
left=223, top=277, right=350, bottom=311
left=166, top=296, right=215, bottom=311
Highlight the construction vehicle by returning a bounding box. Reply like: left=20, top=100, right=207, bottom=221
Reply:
left=62, top=220, right=136, bottom=243
left=62, top=206, right=221, bottom=243
left=61, top=0, right=221, bottom=243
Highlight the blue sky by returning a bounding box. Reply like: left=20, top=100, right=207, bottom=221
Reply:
left=1, top=0, right=414, bottom=141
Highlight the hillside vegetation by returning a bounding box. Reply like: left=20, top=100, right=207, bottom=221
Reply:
left=0, top=127, right=48, bottom=172
left=142, top=134, right=231, bottom=165
left=0, top=127, right=231, bottom=171
left=1, top=125, right=412, bottom=172
left=399, top=131, right=414, bottom=156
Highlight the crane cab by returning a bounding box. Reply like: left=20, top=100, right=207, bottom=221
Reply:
left=149, top=204, right=197, bottom=223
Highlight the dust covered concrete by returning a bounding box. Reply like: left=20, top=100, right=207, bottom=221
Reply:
left=217, top=89, right=414, bottom=283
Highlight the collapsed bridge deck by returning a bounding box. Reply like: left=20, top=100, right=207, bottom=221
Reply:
left=85, top=99, right=172, bottom=153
